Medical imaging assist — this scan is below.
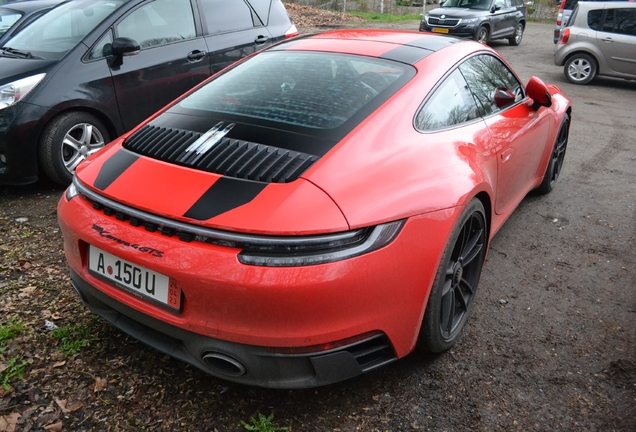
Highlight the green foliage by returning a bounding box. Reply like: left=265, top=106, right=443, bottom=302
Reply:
left=53, top=323, right=94, bottom=356
left=0, top=316, right=25, bottom=346
left=241, top=413, right=289, bottom=432
left=1, top=357, right=28, bottom=391
left=348, top=12, right=422, bottom=21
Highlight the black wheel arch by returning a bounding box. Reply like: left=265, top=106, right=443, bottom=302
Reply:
left=474, top=191, right=492, bottom=245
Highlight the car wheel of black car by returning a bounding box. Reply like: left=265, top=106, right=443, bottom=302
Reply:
left=536, top=114, right=570, bottom=195
left=564, top=53, right=597, bottom=85
left=39, top=112, right=110, bottom=185
left=509, top=22, right=524, bottom=46
left=475, top=26, right=489, bottom=44
left=417, top=198, right=487, bottom=353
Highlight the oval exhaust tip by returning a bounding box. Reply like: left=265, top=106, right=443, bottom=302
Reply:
left=202, top=352, right=246, bottom=377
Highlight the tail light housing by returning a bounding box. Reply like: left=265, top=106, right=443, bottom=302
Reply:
left=559, top=28, right=570, bottom=45
left=556, top=1, right=566, bottom=25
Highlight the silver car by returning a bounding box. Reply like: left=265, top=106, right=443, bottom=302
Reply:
left=554, top=1, right=636, bottom=84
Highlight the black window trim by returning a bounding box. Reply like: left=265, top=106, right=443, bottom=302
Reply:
left=414, top=52, right=528, bottom=134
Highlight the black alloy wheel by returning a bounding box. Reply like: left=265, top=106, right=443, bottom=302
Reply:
left=536, top=113, right=570, bottom=194
left=418, top=199, right=488, bottom=353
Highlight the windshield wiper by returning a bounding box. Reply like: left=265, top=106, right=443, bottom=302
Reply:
left=1, top=47, right=33, bottom=59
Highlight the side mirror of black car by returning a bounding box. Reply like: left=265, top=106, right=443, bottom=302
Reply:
left=493, top=87, right=516, bottom=109
left=526, top=76, right=553, bottom=111
left=109, top=37, right=141, bottom=68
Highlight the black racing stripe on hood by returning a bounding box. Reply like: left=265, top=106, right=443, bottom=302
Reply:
left=93, top=149, right=140, bottom=191
left=379, top=44, right=432, bottom=65
left=184, top=177, right=267, bottom=221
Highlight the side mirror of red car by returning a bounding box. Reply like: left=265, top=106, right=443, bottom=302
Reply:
left=493, top=87, right=516, bottom=109
left=526, top=76, right=553, bottom=111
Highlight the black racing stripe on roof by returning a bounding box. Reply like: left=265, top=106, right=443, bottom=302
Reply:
left=93, top=149, right=140, bottom=191
left=183, top=177, right=267, bottom=221
left=403, top=36, right=461, bottom=51
left=379, top=44, right=432, bottom=65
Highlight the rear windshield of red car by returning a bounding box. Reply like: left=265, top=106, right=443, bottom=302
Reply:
left=178, top=51, right=410, bottom=130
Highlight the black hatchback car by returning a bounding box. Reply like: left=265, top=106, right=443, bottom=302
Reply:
left=420, top=0, right=527, bottom=45
left=0, top=0, right=297, bottom=185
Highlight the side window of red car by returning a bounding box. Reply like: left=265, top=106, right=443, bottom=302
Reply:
left=415, top=69, right=480, bottom=131
left=116, top=0, right=196, bottom=49
left=459, top=54, right=524, bottom=117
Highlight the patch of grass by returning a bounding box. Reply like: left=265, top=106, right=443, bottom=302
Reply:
left=1, top=357, right=28, bottom=391
left=241, top=413, right=289, bottom=432
left=0, top=317, right=26, bottom=346
left=348, top=12, right=422, bottom=21
left=53, top=323, right=95, bottom=356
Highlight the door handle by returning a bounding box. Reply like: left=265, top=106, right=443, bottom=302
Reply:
left=187, top=50, right=207, bottom=62
left=600, top=37, right=613, bottom=43
left=254, top=35, right=269, bottom=45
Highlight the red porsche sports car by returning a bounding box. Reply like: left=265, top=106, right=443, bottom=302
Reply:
left=58, top=30, right=571, bottom=388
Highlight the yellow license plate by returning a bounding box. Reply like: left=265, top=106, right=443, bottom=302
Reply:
left=432, top=27, right=449, bottom=34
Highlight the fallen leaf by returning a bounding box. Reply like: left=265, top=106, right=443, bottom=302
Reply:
left=44, top=421, right=63, bottom=432
left=0, top=412, right=20, bottom=432
left=54, top=398, right=69, bottom=414
left=66, top=401, right=85, bottom=413
left=94, top=377, right=107, bottom=392
left=52, top=361, right=66, bottom=368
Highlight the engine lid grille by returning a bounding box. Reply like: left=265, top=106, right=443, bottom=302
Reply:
left=123, top=124, right=319, bottom=183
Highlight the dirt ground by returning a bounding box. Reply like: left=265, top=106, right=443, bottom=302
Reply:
left=1, top=17, right=635, bottom=432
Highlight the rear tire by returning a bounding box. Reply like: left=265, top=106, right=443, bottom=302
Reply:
left=417, top=199, right=488, bottom=353
left=564, top=53, right=597, bottom=85
left=536, top=114, right=570, bottom=195
left=38, top=112, right=110, bottom=186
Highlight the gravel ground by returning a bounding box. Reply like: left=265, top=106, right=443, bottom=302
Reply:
left=1, top=15, right=635, bottom=432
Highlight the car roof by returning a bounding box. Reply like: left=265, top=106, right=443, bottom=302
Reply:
left=577, top=0, right=636, bottom=5
left=0, top=0, right=66, bottom=13
left=273, top=30, right=466, bottom=65
left=575, top=0, right=636, bottom=10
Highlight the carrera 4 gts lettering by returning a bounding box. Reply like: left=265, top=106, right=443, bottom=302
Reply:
left=92, top=224, right=164, bottom=257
